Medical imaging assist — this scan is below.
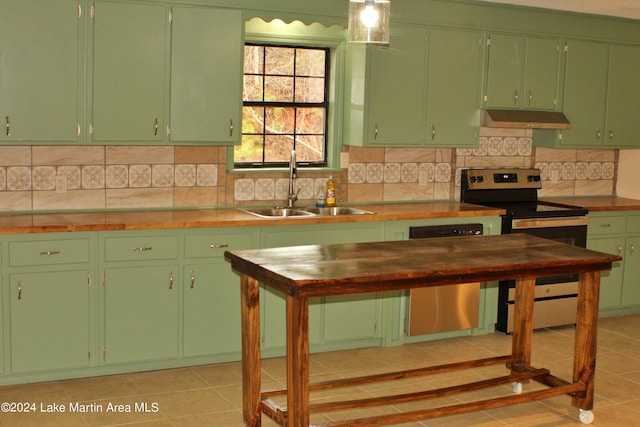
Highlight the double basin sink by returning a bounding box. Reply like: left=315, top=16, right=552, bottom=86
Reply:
left=239, top=206, right=375, bottom=219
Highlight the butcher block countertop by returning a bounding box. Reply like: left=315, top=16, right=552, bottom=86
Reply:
left=0, top=202, right=504, bottom=235
left=542, top=196, right=640, bottom=212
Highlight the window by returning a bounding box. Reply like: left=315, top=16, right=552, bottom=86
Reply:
left=236, top=44, right=330, bottom=168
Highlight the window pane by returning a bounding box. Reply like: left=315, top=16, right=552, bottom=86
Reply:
left=295, top=135, right=325, bottom=162
left=296, top=108, right=325, bottom=135
left=264, top=76, right=294, bottom=102
left=243, top=75, right=263, bottom=102
left=296, top=49, right=326, bottom=77
left=265, top=107, right=295, bottom=134
left=244, top=45, right=264, bottom=74
left=242, top=107, right=264, bottom=134
left=264, top=135, right=294, bottom=162
left=265, top=46, right=294, bottom=75
left=295, top=77, right=325, bottom=103
left=235, top=134, right=264, bottom=163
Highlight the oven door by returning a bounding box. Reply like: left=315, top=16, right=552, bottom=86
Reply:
left=511, top=216, right=588, bottom=284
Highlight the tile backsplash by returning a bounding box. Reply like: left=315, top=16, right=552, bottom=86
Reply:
left=0, top=128, right=618, bottom=212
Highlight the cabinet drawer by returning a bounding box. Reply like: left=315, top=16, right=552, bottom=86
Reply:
left=588, top=215, right=626, bottom=235
left=627, top=215, right=640, bottom=233
left=104, top=236, right=179, bottom=262
left=9, top=238, right=90, bottom=267
left=185, top=231, right=254, bottom=259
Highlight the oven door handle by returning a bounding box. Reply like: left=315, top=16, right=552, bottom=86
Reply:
left=512, top=216, right=590, bottom=229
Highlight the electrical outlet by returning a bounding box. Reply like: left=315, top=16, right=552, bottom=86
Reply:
left=340, top=152, right=349, bottom=169
left=56, top=175, right=67, bottom=194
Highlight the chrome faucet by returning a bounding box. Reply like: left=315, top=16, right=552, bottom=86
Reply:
left=287, top=150, right=300, bottom=208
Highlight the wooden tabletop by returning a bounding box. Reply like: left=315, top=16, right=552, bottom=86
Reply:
left=225, top=234, right=622, bottom=297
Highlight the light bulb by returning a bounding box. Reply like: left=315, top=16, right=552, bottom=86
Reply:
left=360, top=5, right=379, bottom=29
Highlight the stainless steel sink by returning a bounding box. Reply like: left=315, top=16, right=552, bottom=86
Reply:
left=239, top=206, right=375, bottom=218
left=302, top=207, right=375, bottom=216
left=239, top=208, right=315, bottom=218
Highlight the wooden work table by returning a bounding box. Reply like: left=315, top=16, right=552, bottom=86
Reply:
left=225, top=234, right=621, bottom=426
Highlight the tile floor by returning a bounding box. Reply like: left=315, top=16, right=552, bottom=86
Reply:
left=1, top=314, right=639, bottom=427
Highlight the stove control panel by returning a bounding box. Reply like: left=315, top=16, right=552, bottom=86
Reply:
left=462, top=168, right=542, bottom=190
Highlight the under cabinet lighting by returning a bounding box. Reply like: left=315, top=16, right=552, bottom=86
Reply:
left=348, top=0, right=390, bottom=44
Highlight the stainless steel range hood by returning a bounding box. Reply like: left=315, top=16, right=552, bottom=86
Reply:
left=482, top=109, right=571, bottom=130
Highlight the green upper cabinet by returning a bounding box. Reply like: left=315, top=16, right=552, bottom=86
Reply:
left=344, top=25, right=483, bottom=147
left=605, top=44, right=640, bottom=148
left=484, top=34, right=562, bottom=110
left=344, top=24, right=427, bottom=147
left=536, top=41, right=640, bottom=149
left=90, top=1, right=169, bottom=143
left=169, top=7, right=243, bottom=144
left=551, top=39, right=609, bottom=148
left=425, top=28, right=484, bottom=147
left=0, top=0, right=82, bottom=143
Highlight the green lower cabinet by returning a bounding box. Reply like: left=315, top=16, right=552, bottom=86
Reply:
left=621, top=234, right=640, bottom=306
left=587, top=238, right=624, bottom=310
left=103, top=266, right=179, bottom=364
left=323, top=294, right=379, bottom=342
left=183, top=262, right=242, bottom=357
left=9, top=270, right=90, bottom=373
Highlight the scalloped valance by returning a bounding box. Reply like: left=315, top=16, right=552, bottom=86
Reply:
left=243, top=10, right=347, bottom=30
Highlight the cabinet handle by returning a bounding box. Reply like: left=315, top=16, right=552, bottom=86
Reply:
left=190, top=270, right=195, bottom=289
left=5, top=115, right=10, bottom=136
left=608, top=129, right=614, bottom=142
left=631, top=242, right=636, bottom=255
left=527, top=90, right=533, bottom=105
left=595, top=128, right=601, bottom=141
left=133, top=246, right=152, bottom=252
left=154, top=118, right=159, bottom=136
left=374, top=123, right=379, bottom=140
left=169, top=271, right=174, bottom=290
left=17, top=280, right=22, bottom=300
left=431, top=124, right=436, bottom=141
left=617, top=242, right=623, bottom=255
left=209, top=243, right=229, bottom=249
left=39, top=250, right=61, bottom=256
left=229, top=119, right=234, bottom=137
left=513, top=89, right=519, bottom=105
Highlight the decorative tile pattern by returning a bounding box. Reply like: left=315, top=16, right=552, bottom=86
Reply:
left=58, top=166, right=82, bottom=190
left=366, top=163, right=384, bottom=183
left=401, top=163, right=418, bottom=182
left=348, top=163, right=366, bottom=184
left=0, top=167, right=6, bottom=191
left=129, top=165, right=152, bottom=188
left=7, top=167, right=31, bottom=191
left=435, top=163, right=451, bottom=182
left=384, top=163, right=401, bottom=183
left=152, top=164, right=174, bottom=188
left=234, top=179, right=254, bottom=201
left=32, top=166, right=56, bottom=191
left=197, top=164, right=217, bottom=187
left=106, top=165, right=129, bottom=189
left=82, top=165, right=105, bottom=189
left=175, top=164, right=196, bottom=187
left=255, top=178, right=275, bottom=200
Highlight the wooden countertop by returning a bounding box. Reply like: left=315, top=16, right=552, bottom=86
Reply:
left=0, top=202, right=504, bottom=235
left=542, top=196, right=640, bottom=212
left=225, top=234, right=622, bottom=297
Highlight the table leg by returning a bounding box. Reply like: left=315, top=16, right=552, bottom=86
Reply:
left=511, top=278, right=535, bottom=366
left=286, top=294, right=310, bottom=427
left=240, top=275, right=262, bottom=427
left=572, top=271, right=601, bottom=411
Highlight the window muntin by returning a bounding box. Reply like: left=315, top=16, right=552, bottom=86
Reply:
left=236, top=44, right=329, bottom=167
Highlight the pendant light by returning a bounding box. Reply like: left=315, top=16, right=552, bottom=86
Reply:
left=348, top=0, right=390, bottom=44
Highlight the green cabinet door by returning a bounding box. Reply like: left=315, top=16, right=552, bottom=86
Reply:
left=587, top=238, right=624, bottom=310
left=91, top=1, right=168, bottom=142
left=0, top=0, right=81, bottom=143
left=183, top=262, right=242, bottom=357
left=557, top=40, right=609, bottom=148
left=170, top=7, right=243, bottom=143
left=485, top=34, right=561, bottom=110
left=605, top=44, right=640, bottom=148
left=485, top=34, right=524, bottom=108
left=425, top=28, right=484, bottom=147
left=103, top=266, right=179, bottom=364
left=622, top=236, right=640, bottom=306
left=10, top=271, right=90, bottom=373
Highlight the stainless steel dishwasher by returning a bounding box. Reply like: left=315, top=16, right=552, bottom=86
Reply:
left=406, top=223, right=483, bottom=336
